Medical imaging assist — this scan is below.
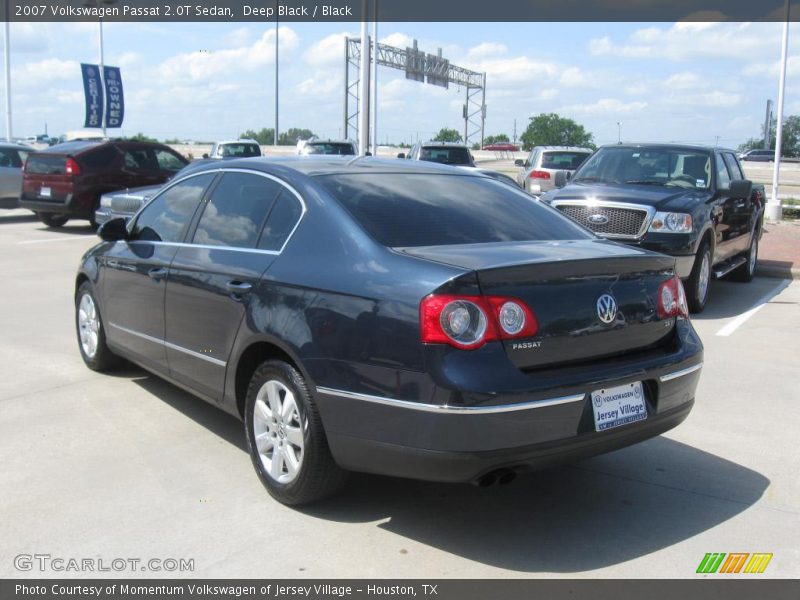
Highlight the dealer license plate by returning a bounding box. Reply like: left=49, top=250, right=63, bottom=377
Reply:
left=39, top=186, right=51, bottom=198
left=591, top=381, right=647, bottom=431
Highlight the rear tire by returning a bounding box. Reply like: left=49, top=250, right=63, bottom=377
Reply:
left=244, top=360, right=347, bottom=505
left=38, top=212, right=69, bottom=228
left=686, top=241, right=712, bottom=314
left=731, top=233, right=758, bottom=283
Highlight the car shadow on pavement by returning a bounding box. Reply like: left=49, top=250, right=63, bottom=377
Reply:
left=692, top=277, right=791, bottom=321
left=0, top=212, right=37, bottom=224
left=35, top=223, right=96, bottom=235
left=128, top=368, right=769, bottom=574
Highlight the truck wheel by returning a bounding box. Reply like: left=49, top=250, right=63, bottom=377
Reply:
left=686, top=241, right=711, bottom=313
left=38, top=212, right=69, bottom=228
left=244, top=360, right=347, bottom=505
left=731, top=234, right=758, bottom=283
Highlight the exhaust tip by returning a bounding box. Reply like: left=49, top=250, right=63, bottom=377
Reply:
left=497, top=469, right=517, bottom=485
left=474, top=472, right=497, bottom=487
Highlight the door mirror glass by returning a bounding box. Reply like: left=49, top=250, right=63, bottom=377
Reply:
left=98, top=217, right=128, bottom=242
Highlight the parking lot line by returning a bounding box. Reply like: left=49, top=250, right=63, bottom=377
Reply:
left=17, top=236, right=93, bottom=245
left=715, top=279, right=791, bottom=337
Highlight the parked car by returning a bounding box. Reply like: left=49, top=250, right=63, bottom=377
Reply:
left=94, top=162, right=207, bottom=225
left=0, top=142, right=33, bottom=209
left=297, top=139, right=357, bottom=156
left=738, top=149, right=775, bottom=162
left=76, top=156, right=702, bottom=505
left=515, top=146, right=593, bottom=194
left=20, top=140, right=188, bottom=227
left=203, top=139, right=262, bottom=159
left=541, top=144, right=765, bottom=313
left=483, top=141, right=520, bottom=152
left=399, top=141, right=476, bottom=166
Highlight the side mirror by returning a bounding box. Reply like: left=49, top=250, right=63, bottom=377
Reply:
left=98, top=217, right=128, bottom=242
left=729, top=179, right=753, bottom=200
left=514, top=159, right=524, bottom=167
left=396, top=153, right=405, bottom=159
left=554, top=170, right=571, bottom=188
left=202, top=153, right=209, bottom=159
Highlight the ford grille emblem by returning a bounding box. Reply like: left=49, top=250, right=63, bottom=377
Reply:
left=587, top=213, right=609, bottom=225
left=596, top=294, right=618, bottom=324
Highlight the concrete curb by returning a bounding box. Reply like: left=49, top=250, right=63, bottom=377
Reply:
left=755, top=262, right=799, bottom=279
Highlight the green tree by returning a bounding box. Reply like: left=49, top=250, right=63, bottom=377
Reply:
left=738, top=115, right=800, bottom=157
left=127, top=132, right=158, bottom=143
left=432, top=127, right=462, bottom=143
left=240, top=128, right=275, bottom=145
left=483, top=133, right=510, bottom=146
left=277, top=128, right=316, bottom=145
left=519, top=113, right=594, bottom=151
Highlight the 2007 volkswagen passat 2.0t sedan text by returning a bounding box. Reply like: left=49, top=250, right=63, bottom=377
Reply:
left=74, top=157, right=703, bottom=505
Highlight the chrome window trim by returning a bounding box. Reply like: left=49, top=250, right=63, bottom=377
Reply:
left=109, top=322, right=227, bottom=367
left=128, top=167, right=307, bottom=255
left=551, top=199, right=656, bottom=240
left=658, top=363, right=703, bottom=382
left=316, top=387, right=586, bottom=414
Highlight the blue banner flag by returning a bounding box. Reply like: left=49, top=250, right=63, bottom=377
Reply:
left=80, top=63, right=104, bottom=128
left=103, top=66, right=124, bottom=128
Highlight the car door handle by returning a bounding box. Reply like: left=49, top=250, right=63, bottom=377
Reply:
left=226, top=281, right=252, bottom=296
left=148, top=267, right=167, bottom=280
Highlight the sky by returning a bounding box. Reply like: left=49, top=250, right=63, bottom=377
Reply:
left=3, top=20, right=800, bottom=147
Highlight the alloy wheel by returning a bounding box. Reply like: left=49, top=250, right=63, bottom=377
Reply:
left=252, top=380, right=305, bottom=484
left=77, top=294, right=100, bottom=359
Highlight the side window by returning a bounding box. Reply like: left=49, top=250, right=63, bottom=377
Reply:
left=715, top=153, right=731, bottom=189
left=192, top=173, right=283, bottom=248
left=131, top=173, right=215, bottom=243
left=257, top=190, right=303, bottom=251
left=723, top=153, right=744, bottom=180
left=124, top=148, right=156, bottom=171
left=82, top=145, right=118, bottom=169
left=155, top=149, right=186, bottom=172
left=0, top=148, right=20, bottom=168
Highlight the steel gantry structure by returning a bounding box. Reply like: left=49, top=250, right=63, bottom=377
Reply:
left=344, top=37, right=487, bottom=148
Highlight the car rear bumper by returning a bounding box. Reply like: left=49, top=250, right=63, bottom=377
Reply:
left=19, top=194, right=87, bottom=216
left=315, top=346, right=702, bottom=483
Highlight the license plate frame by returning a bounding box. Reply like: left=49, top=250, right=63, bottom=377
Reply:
left=39, top=186, right=51, bottom=198
left=591, top=381, right=647, bottom=432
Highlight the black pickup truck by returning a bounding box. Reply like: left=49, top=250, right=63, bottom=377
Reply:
left=540, top=144, right=765, bottom=312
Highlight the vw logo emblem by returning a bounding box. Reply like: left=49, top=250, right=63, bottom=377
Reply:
left=587, top=213, right=609, bottom=225
left=596, top=294, right=618, bottom=324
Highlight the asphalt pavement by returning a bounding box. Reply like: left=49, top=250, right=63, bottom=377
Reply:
left=0, top=210, right=797, bottom=579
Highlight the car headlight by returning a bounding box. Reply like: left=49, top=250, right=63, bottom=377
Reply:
left=99, top=195, right=112, bottom=208
left=649, top=212, right=692, bottom=233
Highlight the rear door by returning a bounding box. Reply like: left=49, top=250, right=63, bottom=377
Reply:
left=120, top=145, right=167, bottom=189
left=164, top=170, right=304, bottom=400
left=102, top=172, right=216, bottom=372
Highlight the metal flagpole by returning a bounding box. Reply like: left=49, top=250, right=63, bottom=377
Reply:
left=358, top=5, right=370, bottom=156
left=371, top=1, right=378, bottom=155
left=767, top=0, right=791, bottom=222
left=274, top=4, right=279, bottom=147
left=99, top=19, right=106, bottom=139
left=4, top=20, right=11, bottom=142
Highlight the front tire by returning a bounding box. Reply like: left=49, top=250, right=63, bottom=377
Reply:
left=686, top=241, right=712, bottom=314
left=38, top=212, right=69, bottom=228
left=75, top=282, right=119, bottom=371
left=731, top=233, right=758, bottom=283
left=245, top=360, right=347, bottom=505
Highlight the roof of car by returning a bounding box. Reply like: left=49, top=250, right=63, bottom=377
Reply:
left=185, top=155, right=492, bottom=178
left=215, top=139, right=259, bottom=145
left=599, top=142, right=736, bottom=153
left=533, top=146, right=593, bottom=152
left=420, top=141, right=469, bottom=148
left=305, top=139, right=356, bottom=145
left=0, top=142, right=34, bottom=150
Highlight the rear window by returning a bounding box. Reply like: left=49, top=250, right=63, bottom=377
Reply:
left=305, top=143, right=355, bottom=156
left=317, top=173, right=591, bottom=247
left=82, top=146, right=118, bottom=169
left=540, top=151, right=590, bottom=170
left=25, top=155, right=67, bottom=175
left=419, top=146, right=472, bottom=166
left=218, top=143, right=261, bottom=158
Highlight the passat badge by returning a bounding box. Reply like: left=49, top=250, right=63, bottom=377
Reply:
left=596, top=294, right=617, bottom=324
left=587, top=213, right=609, bottom=225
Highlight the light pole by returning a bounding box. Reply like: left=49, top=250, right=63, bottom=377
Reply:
left=274, top=0, right=278, bottom=147
left=768, top=0, right=791, bottom=222
left=84, top=0, right=117, bottom=139
left=3, top=19, right=11, bottom=142
left=617, top=122, right=621, bottom=144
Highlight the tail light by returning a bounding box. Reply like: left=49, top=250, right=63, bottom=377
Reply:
left=529, top=170, right=551, bottom=179
left=65, top=158, right=81, bottom=176
left=420, top=294, right=538, bottom=350
left=657, top=276, right=689, bottom=319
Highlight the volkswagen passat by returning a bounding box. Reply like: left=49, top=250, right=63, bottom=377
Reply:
left=75, top=157, right=703, bottom=505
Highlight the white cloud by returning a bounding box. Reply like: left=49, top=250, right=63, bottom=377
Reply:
left=466, top=42, right=508, bottom=61
left=559, top=98, right=648, bottom=115
left=380, top=32, right=414, bottom=49
left=665, top=72, right=700, bottom=89
left=559, top=67, right=588, bottom=87
left=303, top=32, right=352, bottom=67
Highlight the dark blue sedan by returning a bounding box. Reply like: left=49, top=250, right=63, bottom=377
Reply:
left=75, top=157, right=703, bottom=505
